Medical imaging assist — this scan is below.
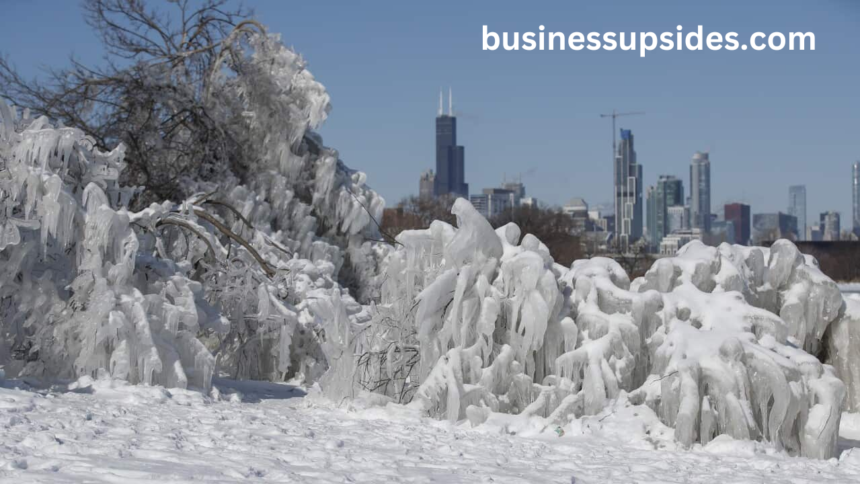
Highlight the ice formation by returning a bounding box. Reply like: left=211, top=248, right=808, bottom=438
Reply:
left=0, top=31, right=385, bottom=393
left=1, top=24, right=858, bottom=461
left=352, top=200, right=855, bottom=459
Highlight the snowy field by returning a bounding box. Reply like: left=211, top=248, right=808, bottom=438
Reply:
left=1, top=376, right=860, bottom=484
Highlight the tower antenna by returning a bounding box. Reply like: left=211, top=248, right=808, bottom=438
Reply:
left=438, top=89, right=443, bottom=117
left=448, top=87, right=453, bottom=116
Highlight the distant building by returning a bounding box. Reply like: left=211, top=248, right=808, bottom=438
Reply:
left=646, top=186, right=657, bottom=249
left=809, top=226, right=823, bottom=241
left=788, top=185, right=807, bottom=241
left=690, top=151, right=711, bottom=233
left=820, top=211, right=841, bottom=241
left=501, top=180, right=526, bottom=204
left=563, top=197, right=589, bottom=217
left=614, top=129, right=643, bottom=251
left=419, top=170, right=435, bottom=199
left=724, top=203, right=751, bottom=245
left=647, top=175, right=684, bottom=250
left=434, top=89, right=468, bottom=198
left=659, top=228, right=704, bottom=255
left=708, top=220, right=736, bottom=246
left=854, top=161, right=860, bottom=236
left=564, top=198, right=590, bottom=234
left=603, top=214, right=616, bottom=235
left=667, top=205, right=688, bottom=234
left=753, top=212, right=797, bottom=244
left=470, top=188, right=516, bottom=219
left=520, top=197, right=539, bottom=208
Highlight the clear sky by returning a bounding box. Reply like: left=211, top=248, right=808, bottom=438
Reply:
left=1, top=0, right=858, bottom=224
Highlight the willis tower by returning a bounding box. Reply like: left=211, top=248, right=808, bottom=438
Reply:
left=434, top=88, right=468, bottom=198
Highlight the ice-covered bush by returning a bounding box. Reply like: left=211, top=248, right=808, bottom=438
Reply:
left=0, top=103, right=220, bottom=389
left=347, top=200, right=851, bottom=459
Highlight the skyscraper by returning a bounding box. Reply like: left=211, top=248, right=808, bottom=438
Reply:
left=724, top=203, right=751, bottom=245
left=646, top=175, right=684, bottom=250
left=788, top=185, right=807, bottom=240
left=614, top=129, right=643, bottom=251
left=690, top=151, right=711, bottom=233
left=646, top=186, right=657, bottom=248
left=433, top=89, right=468, bottom=198
left=853, top=162, right=860, bottom=236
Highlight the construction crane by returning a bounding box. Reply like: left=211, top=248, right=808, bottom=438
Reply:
left=599, top=110, right=645, bottom=164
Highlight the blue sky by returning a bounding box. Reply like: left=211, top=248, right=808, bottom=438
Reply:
left=1, top=0, right=858, bottom=224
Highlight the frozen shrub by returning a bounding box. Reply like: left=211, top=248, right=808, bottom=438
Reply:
left=355, top=210, right=849, bottom=458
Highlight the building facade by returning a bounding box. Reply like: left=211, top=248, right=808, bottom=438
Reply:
left=820, top=211, right=841, bottom=241
left=419, top=170, right=435, bottom=199
left=659, top=229, right=704, bottom=256
left=614, top=129, right=643, bottom=251
left=752, top=212, right=798, bottom=244
left=724, top=203, right=751, bottom=245
left=470, top=188, right=516, bottom=219
left=788, top=185, right=807, bottom=240
left=433, top=90, right=468, bottom=198
left=690, top=151, right=711, bottom=233
left=646, top=186, right=657, bottom=248
left=667, top=205, right=688, bottom=235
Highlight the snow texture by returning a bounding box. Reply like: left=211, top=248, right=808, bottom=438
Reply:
left=1, top=376, right=860, bottom=483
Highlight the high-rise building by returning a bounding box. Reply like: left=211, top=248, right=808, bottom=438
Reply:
left=646, top=176, right=684, bottom=250
left=646, top=186, right=658, bottom=248
left=657, top=175, right=683, bottom=238
left=614, top=129, right=643, bottom=251
left=724, top=203, right=751, bottom=245
left=433, top=88, right=468, bottom=198
left=690, top=151, right=711, bottom=233
left=419, top=170, right=435, bottom=199
left=853, top=162, right=860, bottom=236
left=788, top=185, right=807, bottom=240
left=820, top=211, right=841, bottom=241
left=752, top=212, right=797, bottom=244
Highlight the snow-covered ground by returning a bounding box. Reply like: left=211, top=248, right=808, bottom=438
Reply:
left=2, top=377, right=860, bottom=483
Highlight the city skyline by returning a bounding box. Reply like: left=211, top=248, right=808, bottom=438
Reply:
left=1, top=0, right=858, bottom=219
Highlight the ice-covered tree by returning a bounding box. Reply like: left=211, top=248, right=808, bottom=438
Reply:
left=0, top=3, right=387, bottom=390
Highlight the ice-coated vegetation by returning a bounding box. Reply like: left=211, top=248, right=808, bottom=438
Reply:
left=0, top=28, right=385, bottom=394
left=0, top=8, right=858, bottom=461
left=341, top=200, right=859, bottom=459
